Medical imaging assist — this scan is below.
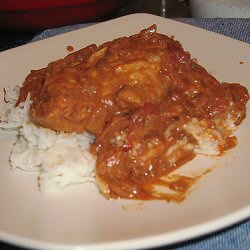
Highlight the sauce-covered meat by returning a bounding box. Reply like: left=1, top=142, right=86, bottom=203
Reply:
left=17, top=25, right=249, bottom=200
left=93, top=85, right=248, bottom=199
left=18, top=25, right=185, bottom=135
left=92, top=103, right=197, bottom=199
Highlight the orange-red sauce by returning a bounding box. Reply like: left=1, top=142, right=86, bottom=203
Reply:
left=66, top=45, right=74, bottom=52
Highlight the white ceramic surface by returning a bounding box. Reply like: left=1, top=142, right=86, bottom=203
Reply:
left=0, top=14, right=249, bottom=250
left=189, top=0, right=250, bottom=18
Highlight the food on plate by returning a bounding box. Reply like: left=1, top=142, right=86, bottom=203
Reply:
left=1, top=25, right=249, bottom=200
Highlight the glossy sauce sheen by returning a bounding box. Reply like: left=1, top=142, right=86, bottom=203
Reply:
left=17, top=25, right=249, bottom=201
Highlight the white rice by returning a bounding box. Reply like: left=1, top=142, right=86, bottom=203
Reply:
left=184, top=116, right=236, bottom=156
left=0, top=86, right=96, bottom=193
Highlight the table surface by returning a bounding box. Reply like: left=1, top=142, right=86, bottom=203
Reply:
left=0, top=16, right=250, bottom=250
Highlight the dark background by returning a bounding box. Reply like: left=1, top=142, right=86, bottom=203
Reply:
left=0, top=0, right=190, bottom=51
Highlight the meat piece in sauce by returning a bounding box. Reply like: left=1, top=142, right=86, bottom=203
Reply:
left=17, top=25, right=187, bottom=135
left=92, top=102, right=197, bottom=200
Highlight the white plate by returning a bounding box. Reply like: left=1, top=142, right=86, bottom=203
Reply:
left=0, top=14, right=249, bottom=250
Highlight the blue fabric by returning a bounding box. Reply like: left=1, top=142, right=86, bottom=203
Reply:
left=175, top=18, right=250, bottom=44
left=31, top=23, right=97, bottom=42
left=1, top=18, right=249, bottom=250
left=168, top=219, right=250, bottom=250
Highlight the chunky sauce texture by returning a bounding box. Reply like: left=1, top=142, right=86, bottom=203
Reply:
left=17, top=25, right=249, bottom=200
